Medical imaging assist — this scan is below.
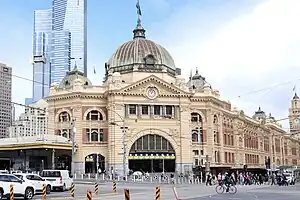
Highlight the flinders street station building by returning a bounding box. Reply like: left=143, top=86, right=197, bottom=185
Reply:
left=47, top=19, right=300, bottom=175
left=1, top=17, right=300, bottom=176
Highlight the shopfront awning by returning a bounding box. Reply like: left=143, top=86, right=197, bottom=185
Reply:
left=0, top=135, right=72, bottom=150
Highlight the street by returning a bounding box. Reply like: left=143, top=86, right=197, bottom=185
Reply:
left=30, top=182, right=300, bottom=200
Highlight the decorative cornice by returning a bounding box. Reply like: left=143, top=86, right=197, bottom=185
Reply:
left=47, top=93, right=105, bottom=101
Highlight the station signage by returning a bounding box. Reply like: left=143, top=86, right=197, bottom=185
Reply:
left=128, top=153, right=175, bottom=160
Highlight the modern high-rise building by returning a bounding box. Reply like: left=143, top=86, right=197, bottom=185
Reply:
left=32, top=0, right=87, bottom=101
left=0, top=63, right=12, bottom=138
left=50, top=0, right=87, bottom=84
left=32, top=9, right=52, bottom=102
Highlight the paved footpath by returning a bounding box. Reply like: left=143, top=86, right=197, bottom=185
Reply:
left=32, top=183, right=276, bottom=200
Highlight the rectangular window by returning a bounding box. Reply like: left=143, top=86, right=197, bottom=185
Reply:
left=154, top=105, right=161, bottom=115
left=141, top=105, right=148, bottom=115
left=129, top=105, right=137, bottom=115
left=165, top=106, right=172, bottom=115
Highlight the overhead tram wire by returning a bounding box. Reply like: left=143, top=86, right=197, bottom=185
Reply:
left=237, top=78, right=300, bottom=98
left=0, top=70, right=47, bottom=86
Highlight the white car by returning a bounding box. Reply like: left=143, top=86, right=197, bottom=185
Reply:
left=14, top=173, right=52, bottom=194
left=0, top=174, right=35, bottom=199
left=41, top=170, right=73, bottom=191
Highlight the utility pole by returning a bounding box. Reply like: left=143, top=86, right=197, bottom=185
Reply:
left=71, top=119, right=76, bottom=177
left=122, top=124, right=128, bottom=180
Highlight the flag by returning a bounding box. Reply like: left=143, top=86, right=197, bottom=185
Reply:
left=293, top=85, right=296, bottom=91
left=136, top=0, right=142, bottom=16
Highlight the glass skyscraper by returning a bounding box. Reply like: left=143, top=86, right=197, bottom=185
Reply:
left=32, top=9, right=52, bottom=102
left=32, top=0, right=87, bottom=101
left=51, top=0, right=87, bottom=84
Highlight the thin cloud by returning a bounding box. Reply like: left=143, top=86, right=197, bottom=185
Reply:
left=150, top=0, right=300, bottom=127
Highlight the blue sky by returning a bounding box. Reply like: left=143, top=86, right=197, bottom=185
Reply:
left=1, top=0, right=300, bottom=130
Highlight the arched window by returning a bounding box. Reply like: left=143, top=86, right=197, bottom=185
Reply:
left=62, top=131, right=68, bottom=138
left=192, top=127, right=203, bottom=143
left=191, top=112, right=203, bottom=123
left=58, top=111, right=70, bottom=122
left=86, top=110, right=103, bottom=121
left=144, top=54, right=155, bottom=66
left=213, top=115, right=218, bottom=124
left=130, top=134, right=175, bottom=153
left=192, top=133, right=198, bottom=142
left=86, top=128, right=104, bottom=142
left=91, top=131, right=98, bottom=141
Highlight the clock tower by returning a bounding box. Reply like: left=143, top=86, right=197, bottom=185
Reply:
left=289, top=92, right=300, bottom=135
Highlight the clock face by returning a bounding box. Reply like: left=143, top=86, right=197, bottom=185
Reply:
left=146, top=87, right=158, bottom=99
left=294, top=118, right=300, bottom=124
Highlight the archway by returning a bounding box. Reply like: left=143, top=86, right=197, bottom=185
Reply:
left=128, top=134, right=176, bottom=173
left=85, top=153, right=105, bottom=173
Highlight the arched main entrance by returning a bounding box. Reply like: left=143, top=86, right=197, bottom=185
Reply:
left=128, top=134, right=176, bottom=173
left=85, top=154, right=105, bottom=173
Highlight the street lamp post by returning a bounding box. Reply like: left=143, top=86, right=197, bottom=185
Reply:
left=71, top=119, right=76, bottom=177
left=96, top=152, right=99, bottom=176
left=110, top=121, right=128, bottom=180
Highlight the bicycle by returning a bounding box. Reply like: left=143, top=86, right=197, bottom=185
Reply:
left=215, top=184, right=237, bottom=194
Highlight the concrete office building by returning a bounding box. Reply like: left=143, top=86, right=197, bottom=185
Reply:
left=0, top=63, right=12, bottom=138
left=8, top=99, right=48, bottom=138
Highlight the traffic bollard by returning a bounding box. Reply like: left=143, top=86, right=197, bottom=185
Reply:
left=95, top=183, right=99, bottom=195
left=113, top=181, right=117, bottom=193
left=155, top=186, right=161, bottom=200
left=124, top=189, right=130, bottom=200
left=71, top=183, right=75, bottom=198
left=86, top=190, right=92, bottom=200
left=10, top=184, right=14, bottom=200
left=42, top=184, right=47, bottom=200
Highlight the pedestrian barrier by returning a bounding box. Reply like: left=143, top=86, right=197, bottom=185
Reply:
left=155, top=186, right=161, bottom=200
left=124, top=189, right=130, bottom=200
left=113, top=181, right=117, bottom=193
left=42, top=184, right=47, bottom=200
left=86, top=190, right=92, bottom=200
left=10, top=184, right=13, bottom=200
left=95, top=182, right=99, bottom=195
left=71, top=183, right=75, bottom=198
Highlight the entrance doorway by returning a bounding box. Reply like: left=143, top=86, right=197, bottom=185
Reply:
left=128, top=134, right=176, bottom=173
left=85, top=153, right=105, bottom=173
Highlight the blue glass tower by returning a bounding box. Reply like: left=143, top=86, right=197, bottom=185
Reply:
left=51, top=0, right=87, bottom=84
left=32, top=0, right=87, bottom=101
left=32, top=9, right=52, bottom=102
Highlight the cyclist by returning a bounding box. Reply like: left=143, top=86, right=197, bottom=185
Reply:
left=223, top=172, right=233, bottom=192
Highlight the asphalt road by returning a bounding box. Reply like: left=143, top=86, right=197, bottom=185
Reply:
left=30, top=183, right=300, bottom=200
left=196, top=184, right=300, bottom=200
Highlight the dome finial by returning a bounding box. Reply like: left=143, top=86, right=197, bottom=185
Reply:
left=133, top=0, right=146, bottom=39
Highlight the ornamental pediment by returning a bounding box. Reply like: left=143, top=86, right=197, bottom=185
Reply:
left=116, top=75, right=190, bottom=98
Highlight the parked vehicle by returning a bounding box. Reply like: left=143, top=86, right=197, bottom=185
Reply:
left=0, top=174, right=35, bottom=199
left=14, top=173, right=52, bottom=194
left=41, top=170, right=73, bottom=191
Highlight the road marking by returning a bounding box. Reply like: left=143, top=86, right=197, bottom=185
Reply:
left=48, top=193, right=117, bottom=200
